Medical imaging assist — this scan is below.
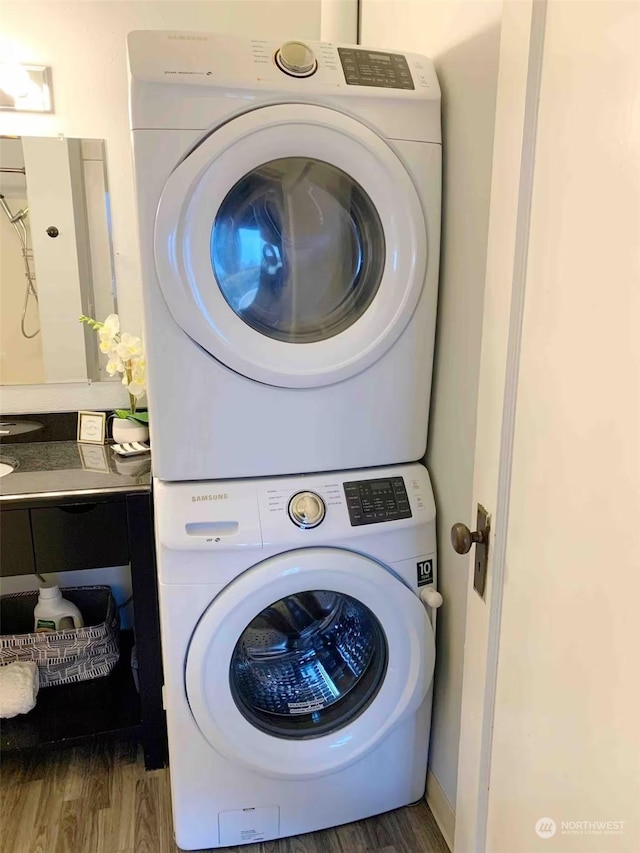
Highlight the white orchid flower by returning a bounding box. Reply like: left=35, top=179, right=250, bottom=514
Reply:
left=106, top=356, right=124, bottom=376
left=131, top=358, right=146, bottom=384
left=98, top=315, right=120, bottom=352
left=127, top=357, right=147, bottom=399
left=127, top=380, right=146, bottom=398
left=102, top=314, right=120, bottom=337
left=79, top=313, right=147, bottom=411
left=116, top=333, right=143, bottom=361
left=99, top=337, right=112, bottom=354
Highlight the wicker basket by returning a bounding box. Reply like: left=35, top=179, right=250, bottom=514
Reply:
left=0, top=586, right=120, bottom=688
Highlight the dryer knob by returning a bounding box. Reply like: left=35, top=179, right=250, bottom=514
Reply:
left=288, top=491, right=326, bottom=529
left=276, top=41, right=317, bottom=77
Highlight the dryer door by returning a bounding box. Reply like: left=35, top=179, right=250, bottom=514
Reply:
left=185, top=547, right=435, bottom=779
left=155, top=104, right=427, bottom=388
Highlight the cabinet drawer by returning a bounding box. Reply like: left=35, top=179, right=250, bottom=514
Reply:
left=31, top=501, right=129, bottom=573
left=0, top=510, right=36, bottom=578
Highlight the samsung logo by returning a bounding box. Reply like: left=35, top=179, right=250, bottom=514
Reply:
left=192, top=493, right=229, bottom=502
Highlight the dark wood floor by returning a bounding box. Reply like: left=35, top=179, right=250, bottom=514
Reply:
left=0, top=737, right=449, bottom=853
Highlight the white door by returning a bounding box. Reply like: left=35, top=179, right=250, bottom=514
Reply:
left=456, top=2, right=640, bottom=851
left=154, top=104, right=429, bottom=387
left=185, top=547, right=435, bottom=778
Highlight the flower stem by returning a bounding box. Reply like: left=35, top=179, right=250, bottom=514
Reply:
left=126, top=362, right=136, bottom=415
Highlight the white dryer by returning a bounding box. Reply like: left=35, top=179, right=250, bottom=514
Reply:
left=155, top=462, right=440, bottom=850
left=128, top=32, right=441, bottom=481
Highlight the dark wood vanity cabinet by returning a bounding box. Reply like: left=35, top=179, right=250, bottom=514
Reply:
left=0, top=491, right=167, bottom=771
left=30, top=501, right=129, bottom=573
left=0, top=509, right=36, bottom=577
left=1, top=501, right=130, bottom=577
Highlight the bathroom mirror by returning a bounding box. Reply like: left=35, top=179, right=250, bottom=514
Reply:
left=0, top=135, right=117, bottom=386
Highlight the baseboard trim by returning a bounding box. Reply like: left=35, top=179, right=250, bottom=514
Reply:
left=426, top=770, right=455, bottom=851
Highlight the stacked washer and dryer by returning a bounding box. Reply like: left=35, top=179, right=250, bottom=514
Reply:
left=128, top=31, right=442, bottom=851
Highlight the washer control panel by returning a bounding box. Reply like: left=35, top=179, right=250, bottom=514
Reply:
left=155, top=463, right=433, bottom=555
left=288, top=490, right=326, bottom=529
left=344, top=477, right=412, bottom=526
left=338, top=47, right=415, bottom=90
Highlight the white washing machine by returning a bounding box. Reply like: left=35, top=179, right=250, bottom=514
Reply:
left=128, top=32, right=441, bottom=481
left=155, top=462, right=440, bottom=850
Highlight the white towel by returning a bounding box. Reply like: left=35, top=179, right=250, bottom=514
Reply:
left=0, top=661, right=40, bottom=718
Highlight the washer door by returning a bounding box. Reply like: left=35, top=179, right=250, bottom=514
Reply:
left=155, top=104, right=427, bottom=388
left=185, top=548, right=435, bottom=779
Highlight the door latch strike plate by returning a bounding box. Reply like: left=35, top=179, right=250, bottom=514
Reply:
left=474, top=504, right=490, bottom=599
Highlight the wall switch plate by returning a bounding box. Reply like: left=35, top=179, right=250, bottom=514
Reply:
left=474, top=504, right=491, bottom=599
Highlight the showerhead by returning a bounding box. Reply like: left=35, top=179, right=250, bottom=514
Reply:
left=1, top=190, right=39, bottom=337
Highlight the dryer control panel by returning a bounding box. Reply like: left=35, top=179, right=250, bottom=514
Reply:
left=337, top=48, right=415, bottom=90
left=344, top=476, right=412, bottom=526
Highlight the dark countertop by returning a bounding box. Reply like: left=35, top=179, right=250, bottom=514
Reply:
left=0, top=441, right=151, bottom=504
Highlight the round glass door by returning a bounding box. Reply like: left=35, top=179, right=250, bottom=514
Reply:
left=154, top=104, right=428, bottom=388
left=230, top=590, right=387, bottom=739
left=185, top=547, right=434, bottom=777
left=211, top=158, right=385, bottom=343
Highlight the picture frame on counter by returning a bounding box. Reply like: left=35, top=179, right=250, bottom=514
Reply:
left=77, top=410, right=107, bottom=445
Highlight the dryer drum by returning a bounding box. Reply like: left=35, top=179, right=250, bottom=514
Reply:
left=211, top=157, right=385, bottom=344
left=230, top=590, right=388, bottom=739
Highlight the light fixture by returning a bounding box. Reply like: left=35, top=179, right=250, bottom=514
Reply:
left=0, top=63, right=52, bottom=113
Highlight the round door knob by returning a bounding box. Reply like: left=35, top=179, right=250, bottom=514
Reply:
left=288, top=491, right=325, bottom=529
left=451, top=522, right=485, bottom=554
left=276, top=41, right=317, bottom=77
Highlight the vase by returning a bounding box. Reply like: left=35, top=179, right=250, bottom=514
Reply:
left=111, top=417, right=149, bottom=445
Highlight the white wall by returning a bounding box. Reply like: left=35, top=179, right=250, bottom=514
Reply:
left=361, top=0, right=502, bottom=824
left=0, top=0, right=321, bottom=413
left=320, top=0, right=358, bottom=42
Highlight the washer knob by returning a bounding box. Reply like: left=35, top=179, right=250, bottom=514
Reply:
left=276, top=41, right=317, bottom=77
left=288, top=491, right=325, bottom=529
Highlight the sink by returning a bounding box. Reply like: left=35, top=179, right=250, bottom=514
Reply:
left=0, top=456, right=18, bottom=478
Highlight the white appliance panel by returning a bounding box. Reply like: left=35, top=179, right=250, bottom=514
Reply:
left=131, top=122, right=440, bottom=480
left=128, top=31, right=441, bottom=143
left=154, top=462, right=438, bottom=849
